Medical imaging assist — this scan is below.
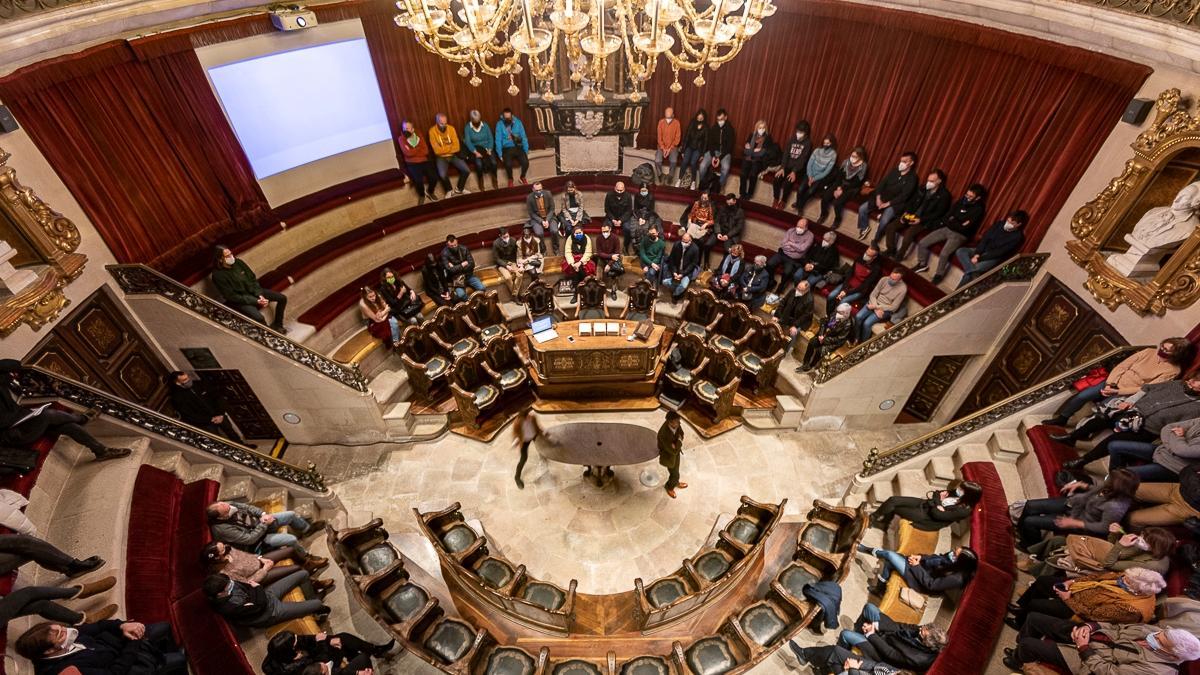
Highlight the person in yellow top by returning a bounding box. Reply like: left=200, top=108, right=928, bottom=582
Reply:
left=429, top=113, right=472, bottom=197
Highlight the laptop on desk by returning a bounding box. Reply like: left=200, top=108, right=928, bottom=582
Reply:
left=531, top=315, right=558, bottom=343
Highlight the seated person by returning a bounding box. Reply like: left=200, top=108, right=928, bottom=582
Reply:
left=709, top=244, right=746, bottom=301
left=799, top=134, right=840, bottom=213
left=16, top=618, right=188, bottom=675
left=771, top=121, right=812, bottom=210
left=0, top=574, right=115, bottom=630
left=421, top=252, right=454, bottom=307
left=857, top=544, right=978, bottom=597
left=515, top=225, right=545, bottom=298
left=1006, top=567, right=1163, bottom=629
left=773, top=279, right=815, bottom=352
left=1099, top=415, right=1200, bottom=483
left=638, top=225, right=666, bottom=287
left=594, top=222, right=623, bottom=299
left=766, top=219, right=814, bottom=295
left=168, top=370, right=251, bottom=446
left=911, top=184, right=987, bottom=283
left=854, top=268, right=907, bottom=343
left=526, top=181, right=557, bottom=253
left=787, top=643, right=898, bottom=675
left=561, top=224, right=595, bottom=304
left=201, top=541, right=332, bottom=592
left=206, top=500, right=326, bottom=565
left=264, top=629, right=392, bottom=675
left=1, top=359, right=129, bottom=462
left=869, top=479, right=982, bottom=532
left=630, top=183, right=658, bottom=255
left=954, top=210, right=1027, bottom=288
left=1015, top=469, right=1139, bottom=551
left=1059, top=375, right=1200, bottom=463
left=661, top=231, right=700, bottom=303
left=377, top=268, right=423, bottom=325
left=827, top=600, right=948, bottom=672
left=1021, top=526, right=1175, bottom=577
left=204, top=571, right=330, bottom=628
left=680, top=193, right=717, bottom=266
left=816, top=144, right=867, bottom=228
left=877, top=169, right=951, bottom=256
left=211, top=245, right=287, bottom=330
left=796, top=230, right=840, bottom=288
left=797, top=303, right=853, bottom=372
left=825, top=246, right=881, bottom=316
left=0, top=533, right=105, bottom=578
left=1044, top=338, right=1190, bottom=427
left=1005, top=616, right=1199, bottom=674
left=441, top=234, right=484, bottom=300
left=734, top=255, right=772, bottom=310
left=1129, top=462, right=1200, bottom=528
left=492, top=227, right=522, bottom=297
left=359, top=287, right=401, bottom=348
left=604, top=181, right=635, bottom=249
left=710, top=193, right=745, bottom=260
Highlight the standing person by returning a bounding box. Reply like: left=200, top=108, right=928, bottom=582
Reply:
left=359, top=287, right=402, bottom=348
left=561, top=224, right=595, bottom=304
left=772, top=121, right=813, bottom=209
left=594, top=222, right=623, bottom=300
left=398, top=119, right=438, bottom=204
left=877, top=169, right=951, bottom=255
left=526, top=181, right=558, bottom=253
left=428, top=113, right=471, bottom=197
left=167, top=371, right=252, bottom=447
left=211, top=246, right=288, bottom=331
left=463, top=110, right=499, bottom=191
left=496, top=108, right=530, bottom=186
left=796, top=134, right=838, bottom=212
left=857, top=151, right=918, bottom=241
left=493, top=227, right=521, bottom=297
left=955, top=210, right=1027, bottom=287
left=655, top=107, right=682, bottom=184
left=658, top=410, right=686, bottom=498
left=378, top=268, right=423, bottom=326
left=817, top=145, right=867, bottom=228
left=698, top=108, right=735, bottom=191
left=739, top=119, right=777, bottom=199
left=605, top=181, right=635, bottom=247
left=1, top=360, right=130, bottom=462
left=516, top=225, right=545, bottom=298
left=911, top=184, right=988, bottom=283
left=639, top=225, right=666, bottom=288
left=441, top=234, right=485, bottom=299
left=678, top=108, right=709, bottom=189
left=513, top=409, right=542, bottom=489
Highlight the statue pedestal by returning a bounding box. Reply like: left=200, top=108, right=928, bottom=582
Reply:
left=0, top=240, right=36, bottom=295
left=527, top=89, right=648, bottom=174
left=1107, top=237, right=1181, bottom=277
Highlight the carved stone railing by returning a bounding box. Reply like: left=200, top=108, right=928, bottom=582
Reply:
left=16, top=365, right=328, bottom=493
left=813, top=253, right=1049, bottom=384
left=0, top=0, right=88, bottom=23
left=107, top=264, right=369, bottom=393
left=1068, top=0, right=1200, bottom=27
left=858, top=345, right=1142, bottom=476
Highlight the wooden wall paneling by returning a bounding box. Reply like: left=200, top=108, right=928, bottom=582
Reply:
left=898, top=354, right=971, bottom=423
left=194, top=369, right=281, bottom=440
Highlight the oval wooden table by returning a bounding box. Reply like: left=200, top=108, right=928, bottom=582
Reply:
left=537, top=421, right=660, bottom=486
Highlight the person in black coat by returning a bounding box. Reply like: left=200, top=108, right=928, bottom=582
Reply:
left=786, top=642, right=899, bottom=675
left=604, top=181, right=636, bottom=244
left=817, top=146, right=869, bottom=228
left=662, top=233, right=701, bottom=303
left=699, top=108, right=736, bottom=190
left=704, top=194, right=745, bottom=264
left=794, top=231, right=840, bottom=287
left=955, top=210, right=1027, bottom=287
left=798, top=303, right=854, bottom=372
left=678, top=108, right=709, bottom=188
left=739, top=120, right=779, bottom=198
left=734, top=255, right=772, bottom=309
left=912, top=184, right=988, bottom=284
left=167, top=371, right=251, bottom=447
left=15, top=618, right=188, bottom=675
left=870, top=480, right=983, bottom=532
left=877, top=169, right=952, bottom=256
left=829, top=601, right=949, bottom=672
left=377, top=267, right=423, bottom=325
left=772, top=121, right=813, bottom=209
left=774, top=279, right=815, bottom=351
left=263, top=630, right=392, bottom=675
left=858, top=544, right=979, bottom=597
left=857, top=151, right=918, bottom=239
left=420, top=252, right=453, bottom=306
left=0, top=360, right=128, bottom=462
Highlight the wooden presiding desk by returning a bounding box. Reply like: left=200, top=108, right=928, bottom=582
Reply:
left=517, top=320, right=668, bottom=399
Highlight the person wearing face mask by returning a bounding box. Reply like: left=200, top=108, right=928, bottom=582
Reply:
left=1006, top=566, right=1162, bottom=631
left=441, top=234, right=484, bottom=300
left=739, top=119, right=778, bottom=199
left=698, top=108, right=735, bottom=191
left=870, top=480, right=983, bottom=532
left=167, top=371, right=252, bottom=446
left=798, top=303, right=854, bottom=372
left=713, top=193, right=745, bottom=250
left=817, top=145, right=867, bottom=228
left=795, top=230, right=840, bottom=288
left=463, top=109, right=499, bottom=191
left=766, top=219, right=815, bottom=294
left=680, top=193, right=716, bottom=260
left=877, top=169, right=951, bottom=256
left=854, top=268, right=907, bottom=343
left=629, top=183, right=660, bottom=254
left=1004, top=618, right=1199, bottom=674
left=16, top=617, right=189, bottom=675
left=772, top=121, right=813, bottom=209
left=773, top=278, right=815, bottom=353
left=211, top=246, right=289, bottom=331
left=662, top=231, right=700, bottom=303
left=799, top=601, right=949, bottom=672
left=638, top=225, right=667, bottom=288
left=954, top=209, right=1027, bottom=288
left=493, top=227, right=522, bottom=297
left=604, top=181, right=635, bottom=247
left=678, top=109, right=709, bottom=189
left=796, top=134, right=839, bottom=213
left=526, top=181, right=558, bottom=254
left=594, top=222, right=623, bottom=299
left=0, top=360, right=130, bottom=462
left=265, top=629, right=393, bottom=675
left=1020, top=526, right=1175, bottom=578
left=857, top=544, right=978, bottom=598
left=397, top=119, right=438, bottom=204
left=421, top=252, right=453, bottom=306
left=377, top=267, right=423, bottom=325
left=735, top=254, right=772, bottom=309
left=207, top=500, right=328, bottom=565
left=857, top=151, right=918, bottom=240
left=516, top=224, right=546, bottom=297
left=1045, top=338, right=1191, bottom=428
left=709, top=244, right=745, bottom=300
left=655, top=107, right=682, bottom=184
left=428, top=113, right=472, bottom=197
left=825, top=246, right=881, bottom=316
left=203, top=570, right=331, bottom=628
left=911, top=183, right=988, bottom=284
left=1058, top=374, right=1200, bottom=463
left=561, top=224, right=595, bottom=304
left=495, top=107, right=530, bottom=186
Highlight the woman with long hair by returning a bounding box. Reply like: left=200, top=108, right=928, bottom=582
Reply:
left=857, top=544, right=979, bottom=597
left=1016, top=469, right=1141, bottom=550
left=512, top=409, right=543, bottom=490
left=870, top=479, right=983, bottom=532
left=1021, top=526, right=1175, bottom=577
left=359, top=287, right=402, bottom=348
left=677, top=108, right=709, bottom=189
left=378, top=267, right=423, bottom=326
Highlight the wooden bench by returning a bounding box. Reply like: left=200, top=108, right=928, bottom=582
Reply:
left=877, top=519, right=941, bottom=624
left=252, top=494, right=322, bottom=639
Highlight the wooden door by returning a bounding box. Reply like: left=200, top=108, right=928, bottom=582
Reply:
left=897, top=355, right=971, bottom=423
left=193, top=369, right=281, bottom=440
left=954, top=278, right=1126, bottom=418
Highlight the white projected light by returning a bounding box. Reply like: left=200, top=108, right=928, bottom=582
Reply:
left=207, top=38, right=391, bottom=178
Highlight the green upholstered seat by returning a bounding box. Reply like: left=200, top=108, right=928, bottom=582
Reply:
left=737, top=352, right=763, bottom=373
left=580, top=308, right=606, bottom=320
left=777, top=562, right=819, bottom=598
left=693, top=550, right=732, bottom=582
left=426, top=356, right=449, bottom=378
left=441, top=524, right=477, bottom=553
left=484, top=647, right=536, bottom=675
left=680, top=322, right=707, bottom=339
left=498, top=368, right=527, bottom=389
left=451, top=337, right=479, bottom=357
left=626, top=310, right=649, bottom=322
left=474, top=384, right=499, bottom=407
left=695, top=380, right=719, bottom=401
left=521, top=582, right=566, bottom=610
left=479, top=325, right=505, bottom=342
left=801, top=523, right=837, bottom=553
left=358, top=544, right=397, bottom=574
left=710, top=335, right=736, bottom=353
left=475, top=557, right=515, bottom=589
left=424, top=620, right=473, bottom=664
left=685, top=637, right=737, bottom=675
left=553, top=660, right=603, bottom=675
left=620, top=656, right=670, bottom=675
left=646, top=577, right=687, bottom=607
left=725, top=517, right=761, bottom=545
left=740, top=603, right=788, bottom=646
left=666, top=367, right=695, bottom=387
left=383, top=583, right=429, bottom=622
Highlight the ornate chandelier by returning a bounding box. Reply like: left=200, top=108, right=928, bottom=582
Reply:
left=393, top=0, right=776, bottom=103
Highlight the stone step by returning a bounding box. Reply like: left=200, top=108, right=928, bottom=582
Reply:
left=953, top=443, right=992, bottom=467
left=368, top=368, right=410, bottom=406
left=144, top=449, right=184, bottom=475
left=893, top=469, right=929, bottom=500
left=254, top=486, right=290, bottom=510
left=866, top=480, right=893, bottom=507
left=988, top=428, right=1026, bottom=463
left=218, top=475, right=255, bottom=503
left=924, top=456, right=958, bottom=485
left=284, top=321, right=317, bottom=345
left=408, top=414, right=449, bottom=438
left=185, top=461, right=226, bottom=484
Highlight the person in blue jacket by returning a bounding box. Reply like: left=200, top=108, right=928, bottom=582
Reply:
left=463, top=110, right=499, bottom=191
left=496, top=108, right=530, bottom=186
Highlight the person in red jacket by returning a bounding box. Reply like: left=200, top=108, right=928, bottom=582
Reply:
left=398, top=120, right=438, bottom=204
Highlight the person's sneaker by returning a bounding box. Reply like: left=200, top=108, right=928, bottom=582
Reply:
left=857, top=229, right=868, bottom=240
left=72, top=575, right=117, bottom=599
left=93, top=447, right=131, bottom=462
left=426, top=191, right=440, bottom=202
left=931, top=274, right=945, bottom=285
left=912, top=264, right=929, bottom=274
left=82, top=603, right=120, bottom=624
left=689, top=181, right=697, bottom=190
left=674, top=178, right=683, bottom=188
left=787, top=641, right=809, bottom=665
left=66, top=556, right=105, bottom=579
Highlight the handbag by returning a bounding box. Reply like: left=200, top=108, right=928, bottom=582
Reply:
left=0, top=446, right=39, bottom=476
left=899, top=587, right=927, bottom=612
left=1072, top=366, right=1108, bottom=392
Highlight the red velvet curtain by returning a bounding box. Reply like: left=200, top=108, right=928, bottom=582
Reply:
left=0, top=41, right=273, bottom=271
left=639, top=0, right=1151, bottom=250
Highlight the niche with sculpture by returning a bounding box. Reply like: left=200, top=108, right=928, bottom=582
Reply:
left=1067, top=88, right=1200, bottom=316
left=0, top=147, right=87, bottom=336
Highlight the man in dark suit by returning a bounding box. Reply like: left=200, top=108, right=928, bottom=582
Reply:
left=15, top=618, right=187, bottom=674
left=774, top=279, right=815, bottom=353
left=0, top=359, right=128, bottom=462
left=657, top=411, right=686, bottom=499
left=167, top=371, right=254, bottom=447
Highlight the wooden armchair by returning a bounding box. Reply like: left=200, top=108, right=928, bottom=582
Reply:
left=358, top=558, right=440, bottom=641
left=397, top=324, right=451, bottom=398
left=690, top=349, right=741, bottom=422
left=719, top=496, right=786, bottom=555
left=447, top=350, right=501, bottom=429
left=481, top=333, right=529, bottom=392
left=680, top=630, right=750, bottom=675
left=324, top=517, right=400, bottom=586
left=523, top=280, right=561, bottom=326
left=727, top=588, right=810, bottom=658
left=429, top=305, right=480, bottom=358
left=736, top=319, right=787, bottom=393
left=709, top=301, right=757, bottom=354
left=661, top=333, right=710, bottom=402
left=574, top=276, right=608, bottom=320
left=683, top=540, right=744, bottom=590
left=473, top=644, right=550, bottom=675
left=409, top=604, right=489, bottom=675
left=796, top=500, right=867, bottom=582
left=463, top=290, right=508, bottom=344
left=621, top=279, right=657, bottom=323
left=415, top=502, right=485, bottom=563
left=678, top=287, right=722, bottom=339
left=774, top=545, right=840, bottom=608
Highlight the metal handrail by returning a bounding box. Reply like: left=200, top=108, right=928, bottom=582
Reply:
left=1067, top=0, right=1200, bottom=28
left=859, top=345, right=1143, bottom=476
left=17, top=365, right=327, bottom=493
left=107, top=264, right=369, bottom=392
left=813, top=253, right=1049, bottom=383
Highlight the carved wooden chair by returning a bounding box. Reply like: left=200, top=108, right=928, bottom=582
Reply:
left=408, top=604, right=489, bottom=674
left=661, top=333, right=710, bottom=402
left=710, top=301, right=757, bottom=354
left=448, top=350, right=501, bottom=429
left=680, top=631, right=749, bottom=675
left=462, top=290, right=508, bottom=344
left=523, top=280, right=561, bottom=326
left=678, top=287, right=722, bottom=339
left=736, top=319, right=787, bottom=393
left=774, top=545, right=840, bottom=607
left=478, top=645, right=549, bottom=675
left=481, top=333, right=529, bottom=393
left=719, top=496, right=786, bottom=555
left=397, top=324, right=450, bottom=398
left=690, top=349, right=741, bottom=422
left=358, top=556, right=439, bottom=641
left=460, top=543, right=522, bottom=596
left=324, top=517, right=400, bottom=585
left=574, top=276, right=608, bottom=320
left=727, top=591, right=807, bottom=657
left=796, top=500, right=867, bottom=581
left=429, top=305, right=480, bottom=358
left=683, top=539, right=743, bottom=590
left=621, top=279, right=657, bottom=323
left=415, top=502, right=485, bottom=563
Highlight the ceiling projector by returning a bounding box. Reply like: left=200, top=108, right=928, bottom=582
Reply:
left=269, top=6, right=317, bottom=31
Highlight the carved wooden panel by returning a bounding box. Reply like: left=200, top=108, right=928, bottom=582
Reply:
left=25, top=336, right=95, bottom=386
left=899, top=355, right=970, bottom=423
left=954, top=277, right=1126, bottom=418
left=193, top=369, right=281, bottom=440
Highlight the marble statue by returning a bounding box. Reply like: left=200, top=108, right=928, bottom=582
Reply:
left=0, top=239, right=37, bottom=295
left=1107, top=180, right=1200, bottom=276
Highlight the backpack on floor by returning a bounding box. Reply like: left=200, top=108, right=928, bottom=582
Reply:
left=630, top=162, right=656, bottom=187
